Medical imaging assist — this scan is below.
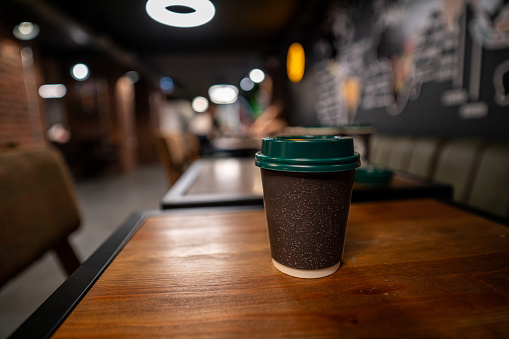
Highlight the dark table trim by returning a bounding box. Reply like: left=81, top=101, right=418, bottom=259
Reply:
left=352, top=173, right=453, bottom=203
left=9, top=212, right=146, bottom=339
left=9, top=206, right=264, bottom=339
left=160, top=159, right=264, bottom=209
left=443, top=200, right=509, bottom=226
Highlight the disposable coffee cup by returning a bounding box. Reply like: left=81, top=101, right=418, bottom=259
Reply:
left=255, top=135, right=361, bottom=278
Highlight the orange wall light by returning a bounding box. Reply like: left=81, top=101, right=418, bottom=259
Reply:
left=287, top=42, right=305, bottom=83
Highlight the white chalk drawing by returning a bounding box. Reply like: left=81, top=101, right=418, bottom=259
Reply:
left=314, top=0, right=509, bottom=125
left=493, top=59, right=509, bottom=105
left=470, top=1, right=509, bottom=50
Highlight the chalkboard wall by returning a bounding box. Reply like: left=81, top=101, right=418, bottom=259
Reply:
left=288, top=0, right=509, bottom=140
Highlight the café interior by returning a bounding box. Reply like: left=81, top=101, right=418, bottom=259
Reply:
left=1, top=0, right=509, bottom=337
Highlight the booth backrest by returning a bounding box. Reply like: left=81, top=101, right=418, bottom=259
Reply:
left=406, top=137, right=444, bottom=179
left=369, top=134, right=509, bottom=220
left=370, top=135, right=396, bottom=168
left=468, top=142, right=509, bottom=218
left=431, top=138, right=485, bottom=202
left=387, top=136, right=414, bottom=172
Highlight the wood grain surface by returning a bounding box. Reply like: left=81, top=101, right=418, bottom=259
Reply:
left=53, top=199, right=509, bottom=338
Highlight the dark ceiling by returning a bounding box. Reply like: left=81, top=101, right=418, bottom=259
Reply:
left=3, top=0, right=333, bottom=98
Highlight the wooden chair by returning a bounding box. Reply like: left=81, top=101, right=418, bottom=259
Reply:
left=0, top=144, right=81, bottom=287
left=154, top=132, right=200, bottom=186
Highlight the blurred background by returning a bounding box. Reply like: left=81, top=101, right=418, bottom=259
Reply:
left=2, top=0, right=509, bottom=178
left=2, top=0, right=509, bottom=336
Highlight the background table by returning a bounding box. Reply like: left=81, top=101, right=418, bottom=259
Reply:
left=13, top=199, right=509, bottom=338
left=161, top=157, right=452, bottom=209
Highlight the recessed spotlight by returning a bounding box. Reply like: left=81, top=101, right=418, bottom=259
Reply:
left=13, top=22, right=40, bottom=40
left=71, top=63, right=89, bottom=81
left=249, top=69, right=265, bottom=83
left=146, top=0, right=215, bottom=28
left=208, top=85, right=238, bottom=104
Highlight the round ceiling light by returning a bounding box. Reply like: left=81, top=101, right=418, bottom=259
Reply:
left=146, top=0, right=215, bottom=28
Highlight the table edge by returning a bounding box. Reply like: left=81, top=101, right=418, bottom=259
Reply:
left=160, top=158, right=265, bottom=209
left=160, top=161, right=454, bottom=209
left=160, top=159, right=203, bottom=204
left=9, top=205, right=264, bottom=339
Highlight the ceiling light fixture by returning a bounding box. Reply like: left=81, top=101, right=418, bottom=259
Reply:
left=192, top=96, right=209, bottom=112
left=38, top=84, right=67, bottom=98
left=208, top=85, right=238, bottom=104
left=146, top=0, right=215, bottom=28
left=287, top=42, right=305, bottom=83
left=13, top=22, right=40, bottom=40
left=71, top=63, right=90, bottom=81
left=249, top=69, right=265, bottom=83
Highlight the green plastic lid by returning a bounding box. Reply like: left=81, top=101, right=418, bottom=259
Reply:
left=255, top=135, right=361, bottom=173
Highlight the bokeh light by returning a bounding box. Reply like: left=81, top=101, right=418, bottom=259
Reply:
left=13, top=22, right=40, bottom=40
left=192, top=96, right=209, bottom=112
left=71, top=63, right=90, bottom=81
left=38, top=84, right=67, bottom=98
left=160, top=76, right=174, bottom=94
left=240, top=77, right=255, bottom=91
left=249, top=69, right=265, bottom=83
left=208, top=84, right=238, bottom=104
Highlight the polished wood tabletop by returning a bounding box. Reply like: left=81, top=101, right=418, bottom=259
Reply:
left=14, top=199, right=508, bottom=338
left=161, top=157, right=452, bottom=209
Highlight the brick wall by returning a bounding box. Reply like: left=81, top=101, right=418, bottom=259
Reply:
left=0, top=37, right=45, bottom=147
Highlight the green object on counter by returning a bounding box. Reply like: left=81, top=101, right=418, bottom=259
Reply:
left=255, top=135, right=361, bottom=173
left=354, top=165, right=393, bottom=184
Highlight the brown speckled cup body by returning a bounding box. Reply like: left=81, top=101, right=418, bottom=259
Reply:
left=261, top=168, right=355, bottom=272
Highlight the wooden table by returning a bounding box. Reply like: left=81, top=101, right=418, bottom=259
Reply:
left=160, top=157, right=452, bottom=209
left=13, top=199, right=509, bottom=338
